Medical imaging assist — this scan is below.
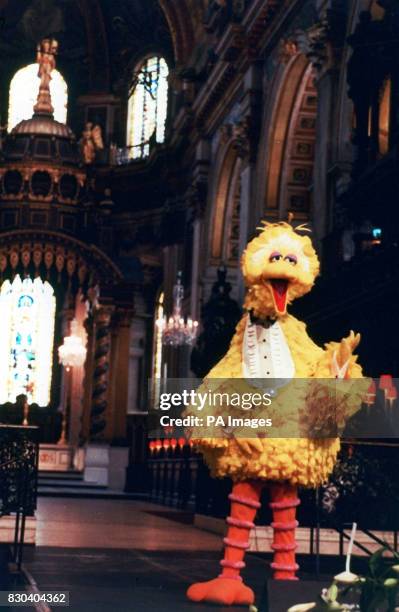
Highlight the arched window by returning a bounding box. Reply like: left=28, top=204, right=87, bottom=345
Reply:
left=8, top=63, right=68, bottom=131
left=126, top=56, right=169, bottom=160
left=0, top=276, right=56, bottom=406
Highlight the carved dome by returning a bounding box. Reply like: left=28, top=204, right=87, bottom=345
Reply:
left=11, top=113, right=74, bottom=139
left=2, top=112, right=80, bottom=166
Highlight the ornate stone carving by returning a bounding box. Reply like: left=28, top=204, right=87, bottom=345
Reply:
left=80, top=123, right=104, bottom=165
left=90, top=306, right=114, bottom=440
left=278, top=38, right=299, bottom=64
left=231, top=118, right=252, bottom=159
left=219, top=123, right=233, bottom=146
left=296, top=20, right=330, bottom=72
left=219, top=118, right=256, bottom=161
left=295, top=2, right=347, bottom=75
left=186, top=181, right=208, bottom=221
left=0, top=234, right=121, bottom=288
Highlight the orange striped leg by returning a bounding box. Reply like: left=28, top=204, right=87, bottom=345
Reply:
left=269, top=483, right=300, bottom=580
left=186, top=481, right=262, bottom=605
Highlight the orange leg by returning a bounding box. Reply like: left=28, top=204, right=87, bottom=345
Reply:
left=186, top=480, right=262, bottom=606
left=269, top=482, right=300, bottom=580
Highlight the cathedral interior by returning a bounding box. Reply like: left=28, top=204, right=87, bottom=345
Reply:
left=1, top=0, right=399, bottom=610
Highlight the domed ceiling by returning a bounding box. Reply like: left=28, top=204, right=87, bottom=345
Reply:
left=99, top=0, right=174, bottom=82
left=0, top=0, right=174, bottom=131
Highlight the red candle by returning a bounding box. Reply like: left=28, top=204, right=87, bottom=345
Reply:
left=364, top=380, right=377, bottom=405
left=379, top=374, right=393, bottom=390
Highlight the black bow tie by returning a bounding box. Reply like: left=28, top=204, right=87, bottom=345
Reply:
left=249, top=311, right=277, bottom=328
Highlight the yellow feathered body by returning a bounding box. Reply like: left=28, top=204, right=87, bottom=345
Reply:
left=188, top=223, right=366, bottom=488
left=190, top=313, right=364, bottom=487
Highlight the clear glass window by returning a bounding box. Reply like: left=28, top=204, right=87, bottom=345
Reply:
left=8, top=63, right=68, bottom=131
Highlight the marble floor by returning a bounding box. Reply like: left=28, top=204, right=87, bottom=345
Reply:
left=27, top=499, right=267, bottom=611
left=23, top=498, right=348, bottom=612
left=35, top=498, right=221, bottom=550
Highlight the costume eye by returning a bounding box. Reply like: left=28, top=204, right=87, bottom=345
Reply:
left=269, top=251, right=282, bottom=263
left=284, top=254, right=298, bottom=265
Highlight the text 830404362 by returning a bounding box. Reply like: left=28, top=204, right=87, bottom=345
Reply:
left=0, top=592, right=69, bottom=607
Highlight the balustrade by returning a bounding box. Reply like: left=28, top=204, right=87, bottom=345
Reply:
left=147, top=439, right=399, bottom=534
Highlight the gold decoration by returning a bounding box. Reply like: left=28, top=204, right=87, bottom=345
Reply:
left=9, top=250, right=19, bottom=271
left=0, top=254, right=7, bottom=276
left=44, top=248, right=54, bottom=271
left=80, top=122, right=104, bottom=165
left=33, top=38, right=59, bottom=115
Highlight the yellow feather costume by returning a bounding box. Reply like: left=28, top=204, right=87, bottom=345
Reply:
left=188, top=223, right=366, bottom=487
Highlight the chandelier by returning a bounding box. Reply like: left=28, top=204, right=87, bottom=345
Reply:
left=156, top=272, right=199, bottom=346
left=57, top=318, right=87, bottom=446
left=58, top=319, right=87, bottom=369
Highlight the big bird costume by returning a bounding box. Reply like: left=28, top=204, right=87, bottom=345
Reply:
left=186, top=222, right=365, bottom=607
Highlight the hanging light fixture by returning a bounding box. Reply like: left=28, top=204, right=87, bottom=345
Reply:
left=58, top=319, right=87, bottom=369
left=57, top=319, right=87, bottom=446
left=156, top=271, right=199, bottom=346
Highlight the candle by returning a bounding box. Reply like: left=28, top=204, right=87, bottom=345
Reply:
left=334, top=522, right=359, bottom=584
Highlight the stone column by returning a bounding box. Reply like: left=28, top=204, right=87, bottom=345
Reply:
left=84, top=305, right=114, bottom=486
left=236, top=62, right=262, bottom=302
left=110, top=308, right=134, bottom=438
left=296, top=5, right=347, bottom=252
left=312, top=68, right=335, bottom=250
left=189, top=140, right=210, bottom=322
left=81, top=312, right=95, bottom=442
left=57, top=306, right=74, bottom=443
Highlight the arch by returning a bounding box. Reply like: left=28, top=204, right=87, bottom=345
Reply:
left=265, top=55, right=317, bottom=219
left=8, top=63, right=68, bottom=131
left=158, top=0, right=194, bottom=64
left=211, top=144, right=241, bottom=266
left=0, top=230, right=123, bottom=289
left=126, top=56, right=169, bottom=159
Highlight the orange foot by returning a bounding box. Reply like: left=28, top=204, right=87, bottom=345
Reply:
left=186, top=577, right=255, bottom=606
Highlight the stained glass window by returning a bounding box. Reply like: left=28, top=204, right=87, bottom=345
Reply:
left=8, top=63, right=68, bottom=131
left=0, top=276, right=56, bottom=406
left=126, top=56, right=169, bottom=160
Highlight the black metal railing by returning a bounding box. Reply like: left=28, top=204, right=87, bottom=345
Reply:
left=0, top=425, right=39, bottom=569
left=147, top=444, right=231, bottom=517
left=147, top=441, right=399, bottom=548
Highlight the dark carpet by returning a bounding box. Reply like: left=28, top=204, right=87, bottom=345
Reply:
left=21, top=547, right=360, bottom=612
